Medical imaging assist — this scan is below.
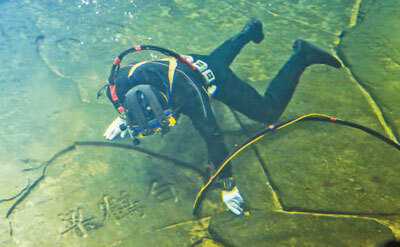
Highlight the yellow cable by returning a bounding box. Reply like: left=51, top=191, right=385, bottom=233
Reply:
left=278, top=113, right=342, bottom=130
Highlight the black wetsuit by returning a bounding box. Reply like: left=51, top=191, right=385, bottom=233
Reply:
left=107, top=30, right=318, bottom=179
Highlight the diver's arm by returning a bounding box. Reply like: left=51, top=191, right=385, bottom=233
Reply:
left=197, top=121, right=229, bottom=167
left=186, top=106, right=232, bottom=179
left=103, top=116, right=127, bottom=140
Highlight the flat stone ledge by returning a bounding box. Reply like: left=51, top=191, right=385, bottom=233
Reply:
left=209, top=211, right=394, bottom=247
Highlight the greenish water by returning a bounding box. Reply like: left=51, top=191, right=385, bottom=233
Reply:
left=0, top=0, right=399, bottom=246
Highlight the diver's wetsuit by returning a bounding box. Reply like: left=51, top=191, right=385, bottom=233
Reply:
left=107, top=23, right=339, bottom=179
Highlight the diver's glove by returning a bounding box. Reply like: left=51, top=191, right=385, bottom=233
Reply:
left=221, top=178, right=244, bottom=216
left=103, top=116, right=128, bottom=140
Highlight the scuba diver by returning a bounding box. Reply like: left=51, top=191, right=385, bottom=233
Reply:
left=102, top=18, right=342, bottom=216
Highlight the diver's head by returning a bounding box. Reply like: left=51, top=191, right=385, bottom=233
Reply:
left=123, top=84, right=176, bottom=140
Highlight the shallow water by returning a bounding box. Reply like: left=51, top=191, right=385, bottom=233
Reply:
left=0, top=0, right=399, bottom=246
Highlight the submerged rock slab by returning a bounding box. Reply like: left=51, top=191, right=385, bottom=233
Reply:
left=116, top=217, right=213, bottom=247
left=6, top=146, right=205, bottom=246
left=255, top=121, right=400, bottom=214
left=338, top=0, right=400, bottom=138
left=209, top=211, right=394, bottom=247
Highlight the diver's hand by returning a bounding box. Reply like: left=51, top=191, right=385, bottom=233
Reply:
left=103, top=116, right=127, bottom=140
left=222, top=186, right=244, bottom=216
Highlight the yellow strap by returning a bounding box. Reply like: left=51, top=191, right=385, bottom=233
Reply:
left=128, top=61, right=149, bottom=77
left=128, top=57, right=177, bottom=91
left=201, top=86, right=211, bottom=99
left=167, top=57, right=177, bottom=89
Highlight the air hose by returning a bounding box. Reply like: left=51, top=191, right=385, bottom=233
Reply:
left=192, top=113, right=400, bottom=215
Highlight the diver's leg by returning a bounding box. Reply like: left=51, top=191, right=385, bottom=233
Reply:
left=208, top=18, right=264, bottom=67
left=261, top=40, right=342, bottom=121
left=215, top=40, right=342, bottom=123
left=213, top=70, right=279, bottom=124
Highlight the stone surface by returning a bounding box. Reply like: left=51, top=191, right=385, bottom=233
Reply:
left=338, top=0, right=400, bottom=138
left=7, top=146, right=207, bottom=246
left=116, top=217, right=212, bottom=247
left=209, top=211, right=394, bottom=247
left=254, top=121, right=400, bottom=213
